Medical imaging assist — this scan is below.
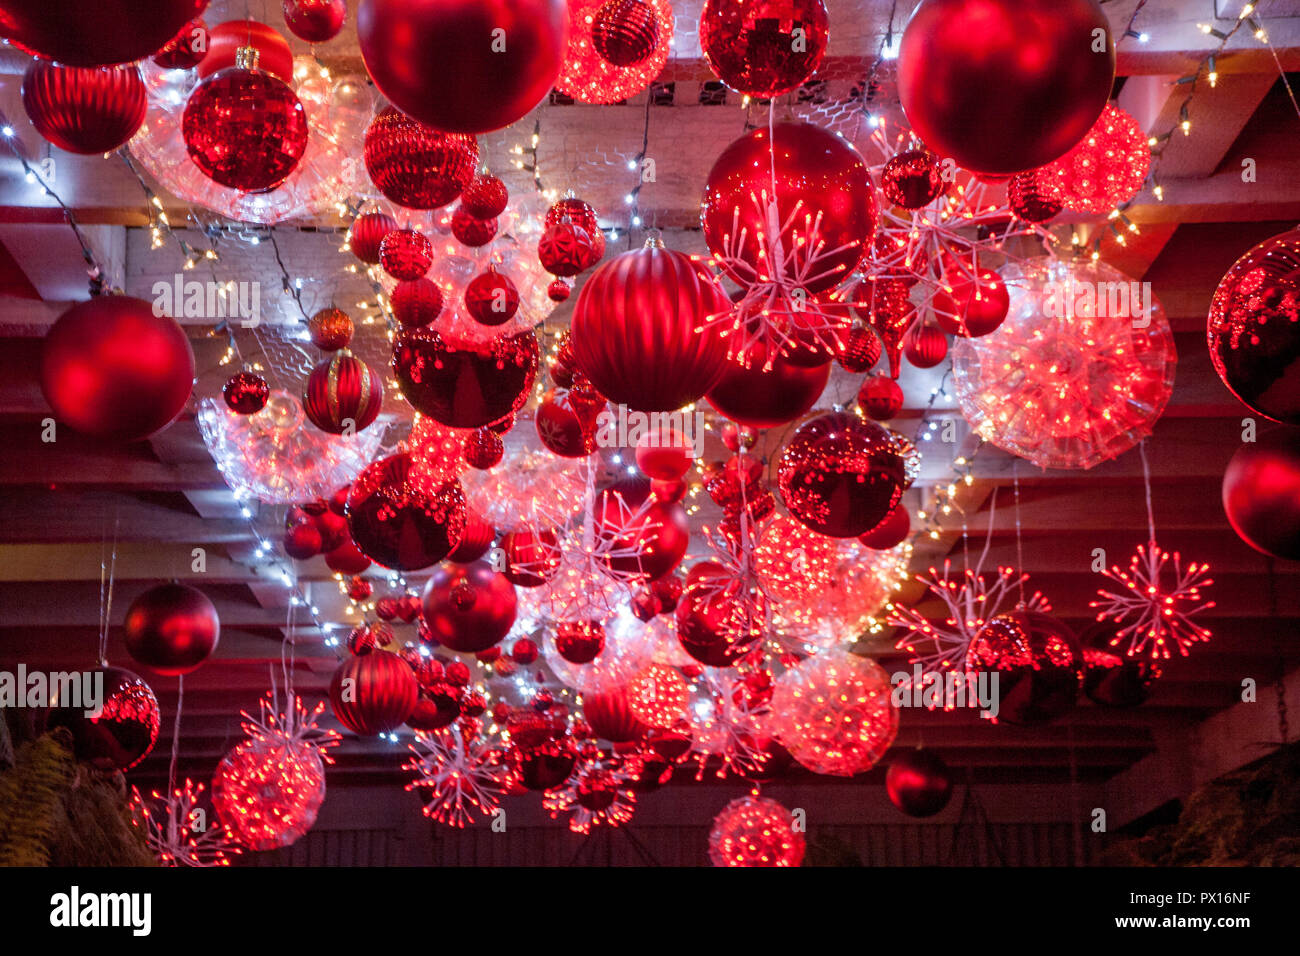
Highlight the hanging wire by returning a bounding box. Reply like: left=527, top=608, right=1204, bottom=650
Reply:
left=1265, top=557, right=1290, bottom=745
left=1012, top=461, right=1026, bottom=605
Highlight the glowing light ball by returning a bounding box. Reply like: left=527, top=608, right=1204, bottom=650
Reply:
left=625, top=664, right=689, bottom=729
left=699, top=0, right=828, bottom=100
left=556, top=0, right=673, bottom=104
left=0, top=0, right=209, bottom=67
left=708, top=795, right=806, bottom=867
left=212, top=738, right=326, bottom=851
left=1041, top=104, right=1151, bottom=215
left=47, top=667, right=160, bottom=772
left=952, top=258, right=1176, bottom=470
left=22, top=62, right=146, bottom=155
left=769, top=650, right=899, bottom=776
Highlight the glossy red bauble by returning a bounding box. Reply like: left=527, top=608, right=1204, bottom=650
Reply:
left=592, top=0, right=659, bottom=68
left=197, top=20, right=295, bottom=83
left=675, top=563, right=765, bottom=667
left=41, top=296, right=195, bottom=442
left=22, top=62, right=146, bottom=155
left=707, top=347, right=830, bottom=429
left=346, top=453, right=467, bottom=570
left=222, top=371, right=270, bottom=414
left=421, top=560, right=518, bottom=653
left=596, top=485, right=691, bottom=580
left=536, top=387, right=603, bottom=458
left=363, top=107, right=478, bottom=210
left=349, top=212, right=398, bottom=264
left=153, top=18, right=209, bottom=70
left=1222, top=429, right=1300, bottom=560
left=699, top=0, right=829, bottom=99
left=357, top=0, right=568, bottom=134
left=933, top=269, right=1010, bottom=338
left=886, top=749, right=954, bottom=818
left=46, top=667, right=160, bottom=772
left=881, top=149, right=948, bottom=209
left=324, top=539, right=372, bottom=575
left=547, top=198, right=605, bottom=269
left=463, top=427, right=505, bottom=469
left=379, top=229, right=433, bottom=280
left=303, top=349, right=383, bottom=435
left=465, top=270, right=520, bottom=326
left=903, top=323, right=949, bottom=369
left=392, top=328, right=539, bottom=428
left=460, top=175, right=510, bottom=219
left=283, top=521, right=323, bottom=559
left=391, top=278, right=444, bottom=330
left=858, top=502, right=911, bottom=550
left=501, top=530, right=563, bottom=587
left=329, top=650, right=418, bottom=736
left=635, top=428, right=691, bottom=481
left=538, top=221, right=594, bottom=278
left=0, top=0, right=208, bottom=67
left=122, top=583, right=219, bottom=676
left=283, top=0, right=347, bottom=43
left=897, top=0, right=1115, bottom=175
left=308, top=307, right=354, bottom=352
left=451, top=209, right=498, bottom=248
left=514, top=740, right=578, bottom=791
left=857, top=374, right=905, bottom=421
left=447, top=511, right=496, bottom=563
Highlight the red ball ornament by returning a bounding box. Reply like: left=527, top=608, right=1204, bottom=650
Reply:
left=349, top=212, right=399, bottom=264
left=312, top=509, right=348, bottom=551
left=635, top=427, right=691, bottom=481
left=1222, top=428, right=1300, bottom=560
left=675, top=562, right=765, bottom=667
left=582, top=687, right=649, bottom=743
left=21, top=62, right=146, bottom=155
left=447, top=511, right=495, bottom=563
left=324, top=539, right=372, bottom=575
left=283, top=0, right=347, bottom=43
left=933, top=269, right=1009, bottom=338
left=513, top=740, right=578, bottom=791
left=392, top=328, right=539, bottom=428
left=398, top=593, right=423, bottom=623
left=556, top=0, right=673, bottom=104
left=198, top=20, right=296, bottom=84
left=596, top=486, right=691, bottom=581
left=897, top=0, right=1115, bottom=175
left=465, top=269, right=520, bottom=326
left=122, top=583, right=219, bottom=676
left=283, top=521, right=323, bottom=560
left=463, top=427, right=505, bottom=469
left=346, top=624, right=377, bottom=656
left=212, top=736, right=325, bottom=850
left=512, top=638, right=540, bottom=664
left=41, top=296, right=195, bottom=442
left=546, top=198, right=605, bottom=268
left=625, top=664, right=689, bottom=729
left=451, top=209, right=498, bottom=248
left=548, top=279, right=572, bottom=303
left=968, top=611, right=1083, bottom=725
left=592, top=0, right=659, bottom=69
left=461, top=175, right=509, bottom=219
left=536, top=387, right=603, bottom=458
left=699, top=0, right=829, bottom=99
left=555, top=620, right=605, bottom=664
left=303, top=349, right=383, bottom=435
left=708, top=794, right=806, bottom=867
left=538, top=220, right=594, bottom=278
left=903, top=323, right=948, bottom=369
left=374, top=596, right=400, bottom=621
left=881, top=149, right=948, bottom=209
left=363, top=107, right=479, bottom=210
left=421, top=560, right=518, bottom=653
left=857, top=374, right=905, bottom=421
left=329, top=650, right=418, bottom=736
left=838, top=322, right=883, bottom=374
left=858, top=502, right=911, bottom=550
left=391, top=278, right=444, bottom=330
left=379, top=229, right=433, bottom=281
left=347, top=576, right=373, bottom=602
left=0, top=0, right=209, bottom=67
left=308, top=307, right=354, bottom=351
left=886, top=749, right=954, bottom=818
left=707, top=347, right=831, bottom=429
left=1042, top=104, right=1150, bottom=215
left=223, top=371, right=269, bottom=414
left=357, top=0, right=568, bottom=134
left=346, top=453, right=466, bottom=571
left=46, top=666, right=160, bottom=772
left=153, top=18, right=209, bottom=70
left=777, top=411, right=913, bottom=538
left=1007, top=170, right=1063, bottom=223
left=502, top=529, right=563, bottom=587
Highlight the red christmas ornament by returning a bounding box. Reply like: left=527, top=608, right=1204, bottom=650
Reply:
left=778, top=411, right=913, bottom=538
left=854, top=278, right=916, bottom=379
left=463, top=427, right=505, bottom=469
left=398, top=594, right=423, bottom=622
left=1222, top=428, right=1300, bottom=561
left=447, top=511, right=495, bottom=563
left=346, top=453, right=466, bottom=571
left=548, top=279, right=572, bottom=303
left=21, top=61, right=146, bottom=155
left=198, top=20, right=295, bottom=84
left=153, top=18, right=209, bottom=70
left=933, top=269, right=1009, bottom=338
left=556, top=0, right=672, bottom=104
left=349, top=212, right=398, bottom=264
left=502, top=530, right=563, bottom=587
left=374, top=596, right=400, bottom=621
left=857, top=374, right=905, bottom=421
left=421, top=561, right=518, bottom=653
left=635, top=427, right=691, bottom=480
left=283, top=0, right=347, bottom=43
left=393, top=328, right=538, bottom=428
left=364, top=107, right=479, bottom=210
left=858, top=502, right=911, bottom=550
left=886, top=749, right=953, bottom=818
left=223, top=371, right=269, bottom=414
left=329, top=650, right=418, bottom=736
left=464, top=269, right=520, bottom=326
left=536, top=387, right=604, bottom=458
left=379, top=229, right=433, bottom=281
left=881, top=149, right=948, bottom=210
left=312, top=509, right=348, bottom=551
left=40, top=296, right=194, bottom=442
left=596, top=485, right=691, bottom=580
left=348, top=576, right=373, bottom=602
left=451, top=209, right=498, bottom=248
left=0, top=0, right=208, bottom=67
left=699, top=0, right=829, bottom=99
left=968, top=610, right=1083, bottom=725
left=283, top=521, right=323, bottom=560
left=903, top=323, right=949, bottom=369
left=513, top=740, right=578, bottom=791
left=324, top=540, right=372, bottom=575
left=212, top=735, right=326, bottom=851
left=123, top=583, right=219, bottom=677
left=308, top=307, right=354, bottom=351
left=538, top=221, right=595, bottom=278
left=897, top=0, right=1115, bottom=175
left=593, top=0, right=659, bottom=68
left=675, top=562, right=765, bottom=667
left=302, top=349, right=382, bottom=435
left=357, top=0, right=567, bottom=133
left=391, top=278, right=444, bottom=330
left=461, top=175, right=510, bottom=219
left=582, top=688, right=649, bottom=743
left=1042, top=104, right=1150, bottom=215
left=555, top=620, right=605, bottom=664
left=838, top=322, right=883, bottom=374
left=347, top=625, right=377, bottom=655
left=1007, top=170, right=1063, bottom=223
left=707, top=346, right=831, bottom=429
left=547, top=198, right=605, bottom=269
left=46, top=666, right=160, bottom=772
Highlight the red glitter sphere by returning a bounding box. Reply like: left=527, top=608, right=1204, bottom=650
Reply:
left=881, top=149, right=948, bottom=210
left=593, top=0, right=660, bottom=67
left=283, top=0, right=347, bottom=43
left=460, top=175, right=510, bottom=219
left=708, top=794, right=805, bottom=867
left=212, top=737, right=326, bottom=851
left=302, top=349, right=383, bottom=435
left=22, top=61, right=146, bottom=155
left=555, top=620, right=606, bottom=664
left=903, top=322, right=949, bottom=369
left=857, top=374, right=905, bottom=421
left=838, top=322, right=884, bottom=374
left=346, top=453, right=467, bottom=571
left=379, top=229, right=433, bottom=281
left=349, top=212, right=398, bottom=264
left=329, top=650, right=419, bottom=736
left=556, top=0, right=673, bottom=104
left=308, top=307, right=355, bottom=351
left=47, top=666, right=160, bottom=772
left=465, top=269, right=521, bottom=326
left=223, top=371, right=270, bottom=414
left=699, top=0, right=829, bottom=99
left=1007, top=170, right=1063, bottom=223
left=547, top=198, right=605, bottom=268
left=1042, top=104, right=1150, bottom=215
left=548, top=279, right=572, bottom=303
left=451, top=209, right=499, bottom=248
left=392, top=328, right=539, bottom=428
left=422, top=560, right=518, bottom=653
left=363, top=107, right=479, bottom=210
left=463, top=427, right=505, bottom=469
left=391, top=278, right=444, bottom=330
left=153, top=18, right=209, bottom=70
left=538, top=220, right=595, bottom=278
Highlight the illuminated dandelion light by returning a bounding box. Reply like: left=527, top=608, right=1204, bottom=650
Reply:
left=404, top=721, right=514, bottom=829
left=130, top=779, right=240, bottom=868
left=1090, top=544, right=1215, bottom=660
left=542, top=753, right=638, bottom=834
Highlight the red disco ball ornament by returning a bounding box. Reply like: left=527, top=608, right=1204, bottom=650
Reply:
left=329, top=650, right=418, bottom=735
left=0, top=0, right=209, bottom=67
left=461, top=175, right=509, bottom=219
left=346, top=453, right=466, bottom=570
left=838, top=322, right=884, bottom=374
left=881, top=149, right=948, bottom=209
left=349, top=212, right=398, bottom=264
left=123, top=583, right=220, bottom=676
left=967, top=610, right=1083, bottom=726
left=555, top=620, right=605, bottom=664
left=1042, top=104, right=1150, bottom=215
left=421, top=560, right=518, bottom=653
left=21, top=62, right=146, bottom=155
left=212, top=737, right=325, bottom=850
left=308, top=307, right=354, bottom=351
left=886, top=749, right=954, bottom=818
left=363, top=107, right=478, bottom=210
left=777, top=412, right=914, bottom=538
left=1008, top=169, right=1064, bottom=223
left=41, top=296, right=195, bottom=442
left=357, top=0, right=568, bottom=133
left=46, top=667, right=160, bottom=772
left=465, top=269, right=520, bottom=326
left=463, top=426, right=504, bottom=469
left=283, top=0, right=347, bottom=43
left=392, top=328, right=539, bottom=428
left=571, top=238, right=731, bottom=412
left=302, top=349, right=383, bottom=435
left=153, top=18, right=209, bottom=69
left=1207, top=228, right=1300, bottom=425
left=903, top=322, right=949, bottom=369
left=391, top=278, right=444, bottom=330
left=708, top=795, right=806, bottom=867
left=933, top=269, right=1010, bottom=338
left=556, top=0, right=672, bottom=104
left=538, top=220, right=595, bottom=278
left=858, top=502, right=910, bottom=550
left=1222, top=428, right=1300, bottom=560
left=897, top=0, right=1114, bottom=176
left=857, top=374, right=905, bottom=421
left=592, top=0, right=659, bottom=67
left=699, top=0, right=828, bottom=99
left=182, top=58, right=308, bottom=192
left=197, top=20, right=295, bottom=83
left=582, top=687, right=649, bottom=743
left=451, top=209, right=498, bottom=248
left=379, top=229, right=433, bottom=280
left=536, top=387, right=603, bottom=458
left=702, top=122, right=877, bottom=294
left=707, top=346, right=831, bottom=429
left=547, top=198, right=605, bottom=268
left=223, top=371, right=270, bottom=414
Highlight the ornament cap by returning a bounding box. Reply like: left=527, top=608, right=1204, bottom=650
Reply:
left=234, top=46, right=261, bottom=71
left=642, top=234, right=666, bottom=250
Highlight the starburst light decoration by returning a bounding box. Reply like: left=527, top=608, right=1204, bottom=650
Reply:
left=404, top=721, right=514, bottom=829
left=130, top=779, right=240, bottom=867
left=542, top=753, right=638, bottom=834
left=1089, top=542, right=1215, bottom=660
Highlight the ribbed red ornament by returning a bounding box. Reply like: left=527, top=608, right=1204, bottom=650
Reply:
left=364, top=106, right=478, bottom=210
left=392, top=328, right=538, bottom=428
left=391, top=278, right=444, bottom=329
left=22, top=61, right=146, bottom=155
left=1007, top=170, right=1062, bottom=223
left=547, top=198, right=605, bottom=268
left=329, top=650, right=419, bottom=736
left=571, top=239, right=731, bottom=412
left=838, top=322, right=883, bottom=373
left=903, top=323, right=948, bottom=369
left=348, top=212, right=398, bottom=264
left=857, top=374, right=904, bottom=421
left=283, top=0, right=347, bottom=43
left=153, top=18, right=208, bottom=69
left=0, top=0, right=209, bottom=68
left=592, top=0, right=659, bottom=67
left=379, top=229, right=433, bottom=280
left=308, top=307, right=354, bottom=351
left=460, top=175, right=509, bottom=219
left=302, top=349, right=383, bottom=434
left=451, top=208, right=498, bottom=247
left=448, top=510, right=496, bottom=563
left=583, top=686, right=650, bottom=742
left=346, top=453, right=467, bottom=570
left=464, top=269, right=520, bottom=326
left=538, top=221, right=594, bottom=278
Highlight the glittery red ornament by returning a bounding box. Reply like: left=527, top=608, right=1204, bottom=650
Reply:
left=461, top=175, right=509, bottom=219
left=858, top=502, right=910, bottom=550
left=707, top=344, right=831, bottom=429
left=538, top=221, right=595, bottom=278
left=198, top=20, right=295, bottom=83
left=857, top=374, right=904, bottom=421
left=838, top=322, right=883, bottom=374
left=308, top=307, right=354, bottom=351
left=22, top=61, right=146, bottom=155
left=451, top=209, right=498, bottom=248
left=967, top=610, right=1082, bottom=725
left=47, top=666, right=160, bottom=772
left=853, top=278, right=916, bottom=379
left=379, top=229, right=433, bottom=281
left=346, top=453, right=467, bottom=570
left=465, top=269, right=520, bottom=326
left=391, top=278, right=444, bottom=330
left=699, top=0, right=829, bottom=99
left=153, top=18, right=209, bottom=69
left=223, top=371, right=269, bottom=414
left=1007, top=170, right=1062, bottom=223
left=330, top=650, right=418, bottom=736
left=886, top=749, right=953, bottom=818
left=303, top=349, right=382, bottom=435
left=546, top=198, right=605, bottom=268
left=903, top=323, right=948, bottom=369
left=463, top=427, right=505, bottom=469
left=283, top=0, right=347, bottom=43
left=374, top=596, right=400, bottom=621
left=422, top=560, right=518, bottom=653
left=363, top=107, right=479, bottom=210
left=349, top=212, right=398, bottom=264
left=0, top=0, right=208, bottom=68
left=125, top=585, right=217, bottom=677
left=536, top=387, right=603, bottom=458
left=502, top=530, right=563, bottom=587
left=592, top=0, right=659, bottom=67
left=555, top=620, right=606, bottom=664
left=547, top=280, right=572, bottom=303
left=392, top=328, right=539, bottom=428
left=1042, top=104, right=1150, bottom=215
left=881, top=149, right=948, bottom=209
left=933, top=269, right=1009, bottom=338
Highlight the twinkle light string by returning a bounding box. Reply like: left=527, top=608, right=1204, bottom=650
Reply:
left=119, top=152, right=219, bottom=267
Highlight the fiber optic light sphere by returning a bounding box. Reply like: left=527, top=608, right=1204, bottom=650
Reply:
left=47, top=667, right=160, bottom=772
left=393, top=328, right=539, bottom=428
left=364, top=107, right=479, bottom=210
left=952, top=258, right=1176, bottom=470
left=708, top=794, right=805, bottom=867
left=123, top=583, right=220, bottom=676
left=357, top=0, right=568, bottom=133
left=769, top=650, right=898, bottom=777
left=22, top=62, right=146, bottom=155
left=1222, top=428, right=1300, bottom=561
left=1041, top=104, right=1150, bottom=215
left=897, top=0, right=1115, bottom=175
left=699, top=0, right=829, bottom=100
left=555, top=0, right=673, bottom=104
left=212, top=737, right=325, bottom=851
left=1207, top=228, right=1300, bottom=425
left=346, top=452, right=467, bottom=571
left=329, top=650, right=418, bottom=735
left=0, top=0, right=209, bottom=67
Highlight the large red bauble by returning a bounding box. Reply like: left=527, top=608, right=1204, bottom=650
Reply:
left=182, top=65, right=308, bottom=192
left=777, top=411, right=913, bottom=538
left=582, top=687, right=649, bottom=743
left=1222, top=429, right=1300, bottom=560
left=46, top=666, right=161, bottom=772
left=40, top=297, right=194, bottom=442
left=555, top=620, right=605, bottom=664
left=536, top=387, right=603, bottom=458
left=1207, top=228, right=1300, bottom=425
left=967, top=610, right=1083, bottom=725
left=22, top=62, right=145, bottom=155
left=349, top=212, right=398, bottom=264
left=363, top=107, right=478, bottom=210
left=675, top=562, right=765, bottom=667
left=153, top=18, right=209, bottom=70
left=897, top=0, right=1114, bottom=176
left=284, top=0, right=347, bottom=43
left=123, top=583, right=220, bottom=676
left=595, top=483, right=690, bottom=580
left=707, top=347, right=830, bottom=429
left=465, top=270, right=520, bottom=326
left=886, top=749, right=953, bottom=818
left=0, top=0, right=208, bottom=67
left=197, top=20, right=295, bottom=84
left=379, top=229, right=433, bottom=280
left=357, top=0, right=568, bottom=134
left=303, top=349, right=383, bottom=435
left=513, top=740, right=577, bottom=791
left=546, top=198, right=605, bottom=268
left=699, top=0, right=828, bottom=99
left=391, top=278, right=444, bottom=330
left=571, top=240, right=731, bottom=412
left=392, top=328, right=539, bottom=428
left=702, top=123, right=877, bottom=294
left=461, top=175, right=509, bottom=219
left=933, top=269, right=1010, bottom=338
left=421, top=560, right=518, bottom=653
left=346, top=453, right=467, bottom=570
left=329, top=650, right=418, bottom=735
left=858, top=502, right=911, bottom=550
left=447, top=511, right=495, bottom=563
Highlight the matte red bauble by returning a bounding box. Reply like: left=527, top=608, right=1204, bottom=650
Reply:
left=538, top=221, right=594, bottom=278
left=777, top=412, right=913, bottom=538
left=349, top=212, right=398, bottom=264
left=303, top=349, right=383, bottom=435
left=364, top=107, right=479, bottom=210
left=329, top=650, right=418, bottom=736
left=46, top=667, right=160, bottom=772
left=933, top=269, right=1009, bottom=337
left=897, top=0, right=1115, bottom=175
left=460, top=175, right=510, bottom=219
left=153, top=18, right=209, bottom=69
left=22, top=62, right=146, bottom=155
left=223, top=371, right=270, bottom=414
left=636, top=428, right=691, bottom=481
left=903, top=323, right=948, bottom=369
left=1222, top=429, right=1300, bottom=560
left=308, top=307, right=354, bottom=351
left=838, top=323, right=883, bottom=374
left=536, top=388, right=603, bottom=458
left=555, top=620, right=606, bottom=664
left=546, top=198, right=605, bottom=269
left=571, top=239, right=731, bottom=412
left=182, top=63, right=308, bottom=192
left=198, top=20, right=295, bottom=83
left=502, top=530, right=563, bottom=587
left=699, top=0, right=829, bottom=99
left=379, top=229, right=433, bottom=280
left=707, top=347, right=830, bottom=429
left=283, top=521, right=323, bottom=559
left=421, top=560, right=518, bottom=653
left=346, top=453, right=466, bottom=570
left=324, top=539, right=372, bottom=575
left=123, top=583, right=219, bottom=676
left=886, top=749, right=953, bottom=818
left=283, top=0, right=347, bottom=43
left=357, top=0, right=568, bottom=134
left=967, top=610, right=1083, bottom=725
left=582, top=687, right=649, bottom=743
left=858, top=502, right=910, bottom=550
left=1207, top=228, right=1300, bottom=425
left=0, top=0, right=208, bottom=67
left=463, top=427, right=505, bottom=469
left=41, top=296, right=195, bottom=442
left=391, top=278, right=444, bottom=330
left=1007, top=170, right=1063, bottom=223
left=592, top=0, right=659, bottom=67
left=392, top=328, right=539, bottom=428
left=465, top=270, right=520, bottom=326
left=857, top=374, right=904, bottom=421
left=881, top=149, right=948, bottom=210
left=447, top=511, right=495, bottom=563
left=596, top=488, right=690, bottom=581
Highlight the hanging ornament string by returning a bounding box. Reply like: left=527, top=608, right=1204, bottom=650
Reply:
left=167, top=675, right=185, bottom=799
left=1140, top=439, right=1157, bottom=547
left=97, top=517, right=120, bottom=667
left=1013, top=460, right=1026, bottom=607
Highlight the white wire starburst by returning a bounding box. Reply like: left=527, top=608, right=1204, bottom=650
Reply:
left=404, top=721, right=514, bottom=829
left=542, top=753, right=637, bottom=835
left=1089, top=540, right=1216, bottom=660
left=130, top=779, right=240, bottom=868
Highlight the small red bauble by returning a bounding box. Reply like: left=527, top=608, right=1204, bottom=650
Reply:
left=512, top=639, right=540, bottom=665
left=312, top=508, right=348, bottom=551
left=451, top=209, right=498, bottom=248
left=223, top=371, right=269, bottom=414
left=283, top=0, right=347, bottom=43
left=887, top=749, right=954, bottom=818
left=46, top=666, right=160, bottom=772
left=858, top=502, right=911, bottom=550
left=536, top=387, right=604, bottom=458
left=904, top=323, right=948, bottom=369
left=838, top=322, right=883, bottom=374
left=346, top=453, right=466, bottom=571
left=502, top=530, right=563, bottom=587
left=592, top=0, right=660, bottom=67
left=0, top=0, right=208, bottom=68
left=460, top=175, right=510, bottom=219
left=547, top=198, right=605, bottom=268
left=374, top=596, right=400, bottom=621
left=123, top=582, right=220, bottom=676
left=379, top=229, right=433, bottom=281
left=881, top=149, right=948, bottom=209
left=22, top=61, right=146, bottom=155
left=555, top=620, right=606, bottom=664
left=308, top=307, right=354, bottom=351
left=349, top=212, right=399, bottom=264
left=348, top=576, right=373, bottom=602
left=421, top=560, right=518, bottom=653
left=329, top=650, right=419, bottom=736
left=324, top=539, right=372, bottom=575
left=153, top=18, right=209, bottom=70
left=547, top=280, right=572, bottom=303
left=699, top=0, right=829, bottom=99
left=347, top=624, right=377, bottom=655
left=283, top=521, right=323, bottom=560
left=463, top=427, right=505, bottom=469
left=465, top=269, right=520, bottom=326
left=1007, top=170, right=1062, bottom=223
left=303, top=349, right=383, bottom=435
left=933, top=269, right=1010, bottom=338
left=635, top=427, right=691, bottom=480
left=391, top=278, right=444, bottom=330
left=198, top=20, right=296, bottom=83
left=538, top=221, right=594, bottom=278
left=392, top=328, right=539, bottom=428
left=707, top=345, right=831, bottom=429
left=363, top=106, right=479, bottom=210
left=398, top=593, right=423, bottom=623
left=857, top=374, right=905, bottom=421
